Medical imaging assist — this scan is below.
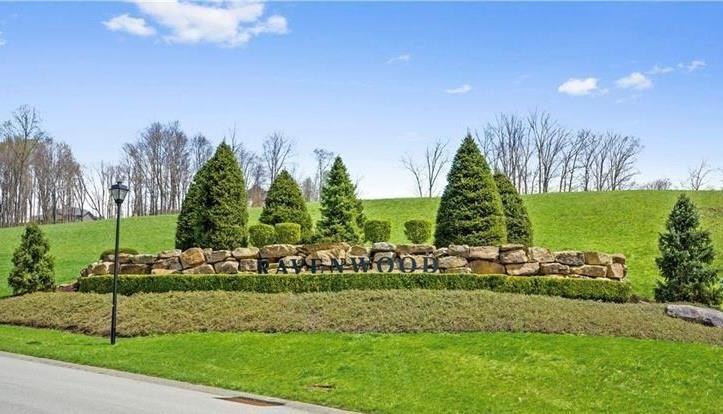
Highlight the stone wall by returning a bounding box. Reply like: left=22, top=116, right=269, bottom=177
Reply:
left=81, top=242, right=627, bottom=281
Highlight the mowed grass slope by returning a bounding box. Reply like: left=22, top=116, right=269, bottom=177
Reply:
left=0, top=325, right=721, bottom=413
left=0, top=190, right=721, bottom=298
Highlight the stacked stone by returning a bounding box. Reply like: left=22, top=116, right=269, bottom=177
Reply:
left=80, top=243, right=627, bottom=280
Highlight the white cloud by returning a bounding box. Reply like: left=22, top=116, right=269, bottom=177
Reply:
left=387, top=53, right=411, bottom=64
left=557, top=77, right=600, bottom=96
left=103, top=1, right=287, bottom=47
left=678, top=60, right=706, bottom=72
left=103, top=14, right=156, bottom=37
left=615, top=72, right=653, bottom=90
left=445, top=84, right=471, bottom=94
left=647, top=65, right=674, bottom=75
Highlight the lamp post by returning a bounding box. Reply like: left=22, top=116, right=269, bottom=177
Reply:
left=109, top=181, right=129, bottom=345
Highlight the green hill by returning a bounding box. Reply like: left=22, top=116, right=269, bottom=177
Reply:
left=0, top=190, right=721, bottom=298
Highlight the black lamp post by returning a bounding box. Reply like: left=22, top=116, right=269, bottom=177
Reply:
left=109, top=181, right=129, bottom=345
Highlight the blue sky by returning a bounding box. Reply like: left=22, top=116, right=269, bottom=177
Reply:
left=1, top=1, right=721, bottom=198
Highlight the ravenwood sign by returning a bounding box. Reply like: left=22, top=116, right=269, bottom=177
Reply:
left=257, top=256, right=440, bottom=274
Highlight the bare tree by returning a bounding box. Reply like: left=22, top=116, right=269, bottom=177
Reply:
left=687, top=160, right=714, bottom=190
left=401, top=154, right=424, bottom=197
left=262, top=132, right=293, bottom=184
left=606, top=133, right=642, bottom=190
left=424, top=140, right=449, bottom=197
left=190, top=133, right=213, bottom=175
left=313, top=148, right=334, bottom=201
left=301, top=176, right=316, bottom=202
left=639, top=178, right=672, bottom=190
left=528, top=111, right=568, bottom=193
left=558, top=130, right=588, bottom=192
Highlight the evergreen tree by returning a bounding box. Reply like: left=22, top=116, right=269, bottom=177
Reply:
left=8, top=223, right=55, bottom=295
left=434, top=134, right=507, bottom=247
left=175, top=142, right=248, bottom=250
left=654, top=194, right=721, bottom=306
left=494, top=172, right=533, bottom=246
left=316, top=156, right=365, bottom=242
left=259, top=170, right=313, bottom=241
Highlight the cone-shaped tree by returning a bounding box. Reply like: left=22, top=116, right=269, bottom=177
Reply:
left=434, top=134, right=507, bottom=247
left=494, top=172, right=533, bottom=246
left=260, top=170, right=313, bottom=241
left=175, top=142, right=248, bottom=250
left=654, top=194, right=721, bottom=306
left=8, top=223, right=55, bottom=295
left=316, top=156, right=365, bottom=242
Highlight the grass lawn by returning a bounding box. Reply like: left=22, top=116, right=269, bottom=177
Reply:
left=0, top=190, right=721, bottom=298
left=0, top=325, right=721, bottom=413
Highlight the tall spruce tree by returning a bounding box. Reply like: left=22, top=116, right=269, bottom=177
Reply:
left=175, top=142, right=248, bottom=250
left=260, top=170, right=313, bottom=241
left=8, top=223, right=55, bottom=295
left=654, top=194, right=721, bottom=306
left=435, top=134, right=507, bottom=247
left=494, top=172, right=533, bottom=246
left=316, top=156, right=365, bottom=242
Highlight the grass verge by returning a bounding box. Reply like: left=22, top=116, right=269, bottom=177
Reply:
left=0, top=325, right=721, bottom=413
left=1, top=290, right=721, bottom=344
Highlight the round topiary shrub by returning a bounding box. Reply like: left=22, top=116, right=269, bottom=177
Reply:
left=404, top=220, right=432, bottom=244
left=364, top=220, right=391, bottom=243
left=249, top=224, right=276, bottom=247
left=99, top=247, right=139, bottom=260
left=275, top=222, right=302, bottom=244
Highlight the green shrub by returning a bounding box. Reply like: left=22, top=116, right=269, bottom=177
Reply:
left=315, top=156, right=365, bottom=243
left=404, top=220, right=432, bottom=244
left=654, top=194, right=721, bottom=306
left=78, top=273, right=632, bottom=302
left=364, top=220, right=391, bottom=243
left=435, top=134, right=507, bottom=247
left=494, top=173, right=533, bottom=246
left=8, top=223, right=55, bottom=295
left=275, top=222, right=301, bottom=244
left=175, top=142, right=248, bottom=250
left=249, top=224, right=276, bottom=247
left=99, top=247, right=139, bottom=259
left=260, top=170, right=314, bottom=241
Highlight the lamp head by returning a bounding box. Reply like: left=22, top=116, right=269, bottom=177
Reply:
left=110, top=181, right=129, bottom=205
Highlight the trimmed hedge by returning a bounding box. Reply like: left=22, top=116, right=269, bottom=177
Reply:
left=364, top=220, right=391, bottom=243
left=275, top=222, right=301, bottom=244
left=249, top=224, right=276, bottom=247
left=78, top=273, right=632, bottom=302
left=404, top=220, right=432, bottom=244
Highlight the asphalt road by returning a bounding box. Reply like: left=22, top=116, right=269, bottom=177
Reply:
left=0, top=353, right=342, bottom=414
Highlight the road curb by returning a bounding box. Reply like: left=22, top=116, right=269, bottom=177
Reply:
left=0, top=350, right=357, bottom=414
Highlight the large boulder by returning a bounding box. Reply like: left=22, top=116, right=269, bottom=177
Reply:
left=232, top=247, right=259, bottom=260
left=528, top=247, right=554, bottom=263
left=469, top=260, right=505, bottom=274
left=214, top=261, right=239, bottom=274
left=571, top=265, right=607, bottom=278
left=371, top=242, right=396, bottom=253
left=396, top=244, right=435, bottom=256
left=205, top=250, right=231, bottom=264
left=612, top=253, right=626, bottom=265
left=260, top=244, right=297, bottom=259
left=372, top=251, right=395, bottom=263
left=129, top=254, right=156, bottom=265
left=158, top=249, right=181, bottom=259
left=306, top=249, right=346, bottom=267
left=152, top=257, right=182, bottom=272
left=500, top=243, right=526, bottom=251
left=350, top=245, right=370, bottom=256
left=447, top=245, right=470, bottom=257
left=90, top=262, right=111, bottom=276
left=540, top=262, right=570, bottom=275
left=554, top=251, right=584, bottom=266
left=237, top=259, right=258, bottom=272
left=499, top=248, right=528, bottom=264
left=666, top=304, right=723, bottom=328
left=584, top=251, right=612, bottom=266
left=606, top=263, right=626, bottom=280
left=119, top=263, right=150, bottom=275
left=151, top=268, right=179, bottom=275
left=300, top=242, right=350, bottom=255
left=180, top=248, right=206, bottom=269
left=505, top=262, right=540, bottom=276
left=438, top=255, right=468, bottom=269
left=468, top=246, right=499, bottom=261
left=182, top=264, right=215, bottom=274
